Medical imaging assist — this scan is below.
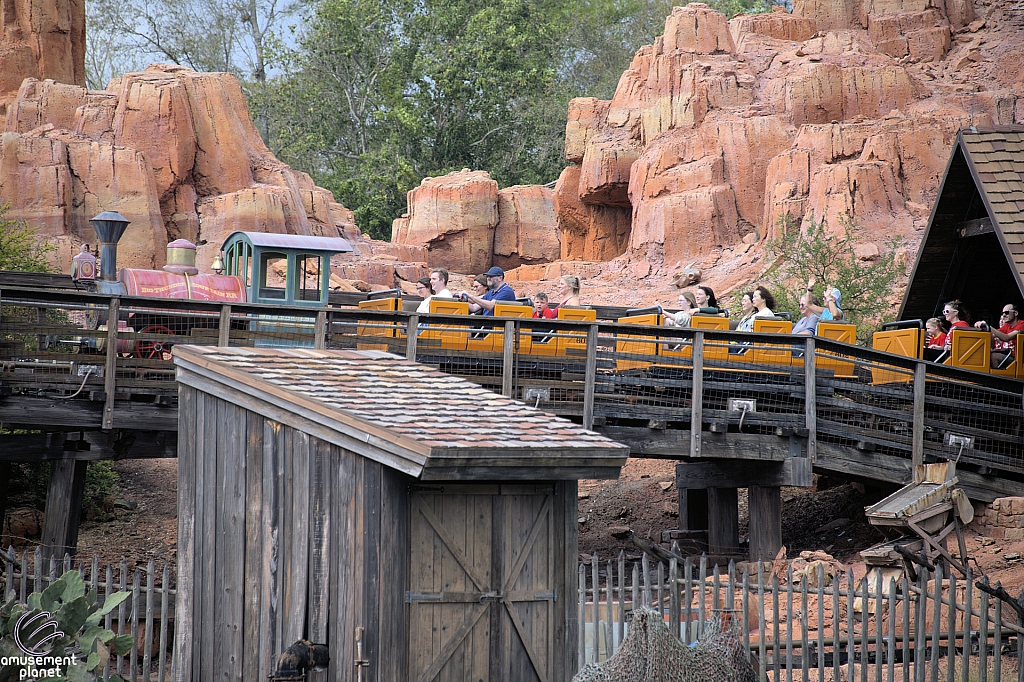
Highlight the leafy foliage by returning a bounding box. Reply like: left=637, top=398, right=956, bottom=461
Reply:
left=763, top=214, right=907, bottom=341
left=0, top=203, right=54, bottom=273
left=0, top=571, right=133, bottom=682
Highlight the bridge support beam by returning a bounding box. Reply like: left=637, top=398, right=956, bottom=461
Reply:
left=749, top=485, right=782, bottom=561
left=708, top=487, right=740, bottom=556
left=40, top=455, right=88, bottom=560
left=678, top=488, right=708, bottom=531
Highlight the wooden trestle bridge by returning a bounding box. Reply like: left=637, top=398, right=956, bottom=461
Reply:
left=2, top=284, right=1022, bottom=561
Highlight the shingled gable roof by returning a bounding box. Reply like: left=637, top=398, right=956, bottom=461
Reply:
left=900, top=126, right=1024, bottom=320
left=172, top=346, right=628, bottom=481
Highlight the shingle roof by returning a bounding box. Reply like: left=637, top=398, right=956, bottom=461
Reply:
left=960, top=127, right=1024, bottom=285
left=172, top=346, right=628, bottom=480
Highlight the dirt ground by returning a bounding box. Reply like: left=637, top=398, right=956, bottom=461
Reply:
left=7, top=457, right=1024, bottom=594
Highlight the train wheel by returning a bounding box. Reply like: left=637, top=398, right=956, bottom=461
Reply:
left=137, top=324, right=175, bottom=360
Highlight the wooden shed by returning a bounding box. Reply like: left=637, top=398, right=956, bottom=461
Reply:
left=901, top=125, right=1024, bottom=322
left=170, top=346, right=628, bottom=682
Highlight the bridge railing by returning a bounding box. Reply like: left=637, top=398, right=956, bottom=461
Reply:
left=2, top=289, right=1021, bottom=486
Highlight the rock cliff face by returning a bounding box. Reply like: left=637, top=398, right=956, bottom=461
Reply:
left=0, top=0, right=85, bottom=115
left=391, top=170, right=560, bottom=274
left=556, top=0, right=1021, bottom=272
left=0, top=65, right=422, bottom=277
left=394, top=0, right=1021, bottom=296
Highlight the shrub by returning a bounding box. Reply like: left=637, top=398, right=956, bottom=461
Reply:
left=0, top=570, right=133, bottom=682
left=763, top=213, right=907, bottom=342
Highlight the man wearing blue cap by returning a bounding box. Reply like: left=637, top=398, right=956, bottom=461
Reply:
left=805, top=276, right=844, bottom=331
left=461, top=266, right=516, bottom=315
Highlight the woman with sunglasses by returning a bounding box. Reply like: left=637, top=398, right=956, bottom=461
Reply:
left=941, top=299, right=969, bottom=350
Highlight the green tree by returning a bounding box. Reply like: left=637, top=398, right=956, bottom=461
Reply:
left=763, top=214, right=907, bottom=341
left=0, top=203, right=54, bottom=273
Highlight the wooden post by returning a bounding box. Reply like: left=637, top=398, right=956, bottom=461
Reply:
left=691, top=331, right=704, bottom=457
left=912, top=362, right=926, bottom=468
left=707, top=487, right=738, bottom=555
left=313, top=310, right=327, bottom=350
left=677, top=488, right=709, bottom=531
left=804, top=337, right=816, bottom=461
left=405, top=315, right=419, bottom=361
left=39, top=457, right=88, bottom=559
left=218, top=305, right=232, bottom=347
left=583, top=324, right=598, bottom=430
left=748, top=485, right=782, bottom=562
left=0, top=462, right=10, bottom=546
left=501, top=320, right=515, bottom=398
left=103, top=298, right=119, bottom=429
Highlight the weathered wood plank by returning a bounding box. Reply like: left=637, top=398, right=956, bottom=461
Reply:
left=170, top=387, right=194, bottom=682
left=213, top=398, right=245, bottom=682
left=583, top=324, right=598, bottom=430
left=197, top=391, right=217, bottom=682
left=0, top=431, right=178, bottom=462
left=378, top=466, right=410, bottom=682
left=306, top=436, right=330, bottom=682
left=283, top=428, right=310, bottom=647
left=560, top=481, right=578, bottom=681
left=912, top=362, right=926, bottom=468
left=362, top=459, right=382, bottom=680
left=707, top=487, right=739, bottom=556
left=102, top=298, right=119, bottom=429
left=597, top=426, right=791, bottom=461
left=242, top=409, right=264, bottom=682
left=39, top=456, right=87, bottom=559
left=675, top=459, right=812, bottom=489
left=0, top=395, right=177, bottom=432
left=748, top=485, right=782, bottom=562
left=259, top=420, right=282, bottom=681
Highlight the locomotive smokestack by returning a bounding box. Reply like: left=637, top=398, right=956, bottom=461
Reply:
left=89, top=211, right=131, bottom=282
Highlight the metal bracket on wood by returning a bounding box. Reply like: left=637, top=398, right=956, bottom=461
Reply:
left=102, top=297, right=119, bottom=430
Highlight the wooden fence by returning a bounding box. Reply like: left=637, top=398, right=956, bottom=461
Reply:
left=579, top=551, right=1024, bottom=682
left=1, top=548, right=174, bottom=682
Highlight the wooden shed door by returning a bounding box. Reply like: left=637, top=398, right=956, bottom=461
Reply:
left=408, top=485, right=556, bottom=682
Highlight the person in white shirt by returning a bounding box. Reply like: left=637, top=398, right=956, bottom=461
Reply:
left=430, top=267, right=452, bottom=299
left=414, top=278, right=435, bottom=313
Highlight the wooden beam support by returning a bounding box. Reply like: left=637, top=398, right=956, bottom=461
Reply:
left=218, top=305, right=232, bottom=347
left=582, top=324, right=598, bottom=430
left=102, top=297, right=119, bottom=429
left=678, top=488, right=708, bottom=531
left=313, top=310, right=327, bottom=350
left=804, top=337, right=816, bottom=462
left=405, top=315, right=419, bottom=361
left=690, top=331, right=704, bottom=457
left=748, top=485, right=782, bottom=562
left=957, top=217, right=994, bottom=238
left=707, top=487, right=739, bottom=556
left=0, top=430, right=178, bottom=461
left=502, top=320, right=515, bottom=398
left=912, top=362, right=926, bottom=468
left=597, top=426, right=790, bottom=461
left=39, top=456, right=88, bottom=559
left=675, top=459, right=812, bottom=489
left=0, top=396, right=178, bottom=432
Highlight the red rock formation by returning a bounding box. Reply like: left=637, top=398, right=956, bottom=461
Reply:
left=1, top=65, right=377, bottom=275
left=493, top=185, right=560, bottom=270
left=0, top=0, right=85, bottom=115
left=549, top=0, right=1020, bottom=280
left=396, top=170, right=499, bottom=274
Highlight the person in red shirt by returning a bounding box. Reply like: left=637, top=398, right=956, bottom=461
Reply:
left=941, top=300, right=969, bottom=350
left=975, top=303, right=1024, bottom=366
left=532, top=292, right=556, bottom=319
